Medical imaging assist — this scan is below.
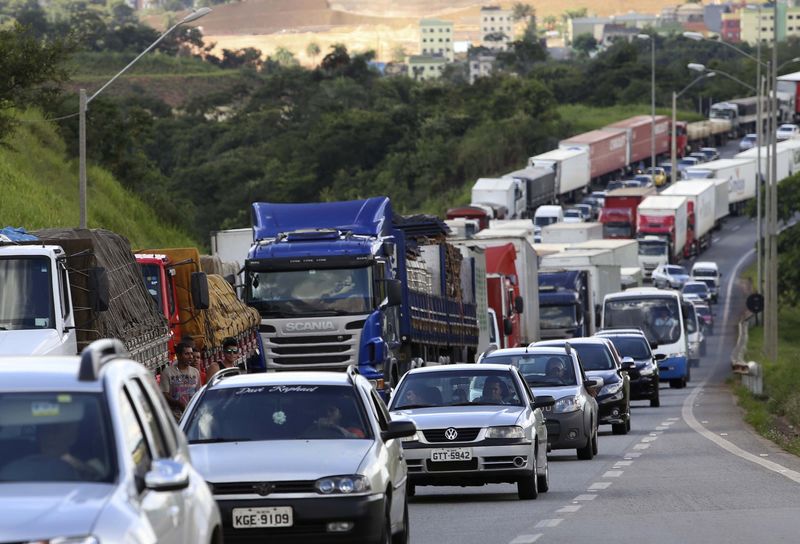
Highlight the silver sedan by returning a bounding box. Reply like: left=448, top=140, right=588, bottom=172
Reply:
left=388, top=364, right=553, bottom=500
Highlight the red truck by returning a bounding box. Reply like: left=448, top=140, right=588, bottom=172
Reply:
left=599, top=187, right=656, bottom=239
left=559, top=128, right=628, bottom=181
left=446, top=204, right=505, bottom=231
left=605, top=115, right=670, bottom=165
left=485, top=244, right=523, bottom=349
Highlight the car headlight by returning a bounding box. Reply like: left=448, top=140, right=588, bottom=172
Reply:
left=401, top=431, right=422, bottom=443
left=485, top=425, right=525, bottom=439
left=599, top=381, right=623, bottom=397
left=554, top=395, right=583, bottom=413
left=639, top=365, right=655, bottom=376
left=315, top=475, right=371, bottom=495
left=38, top=538, right=99, bottom=544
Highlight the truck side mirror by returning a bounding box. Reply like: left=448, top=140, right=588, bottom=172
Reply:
left=191, top=272, right=210, bottom=310
left=88, top=267, right=109, bottom=312
left=503, top=317, right=513, bottom=336
left=386, top=279, right=402, bottom=307
left=224, top=273, right=236, bottom=287
left=514, top=296, right=524, bottom=314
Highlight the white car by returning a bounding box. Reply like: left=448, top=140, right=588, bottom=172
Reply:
left=563, top=208, right=585, bottom=223
left=0, top=339, right=222, bottom=544
left=739, top=133, right=758, bottom=152
left=181, top=367, right=416, bottom=543
left=776, top=123, right=800, bottom=141
left=651, top=264, right=690, bottom=289
left=389, top=363, right=554, bottom=499
left=691, top=261, right=721, bottom=302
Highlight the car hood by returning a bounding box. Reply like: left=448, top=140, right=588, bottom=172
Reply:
left=189, top=440, right=373, bottom=482
left=390, top=405, right=524, bottom=429
left=669, top=274, right=690, bottom=283
left=0, top=483, right=113, bottom=540
left=0, top=329, right=65, bottom=356
left=529, top=384, right=584, bottom=399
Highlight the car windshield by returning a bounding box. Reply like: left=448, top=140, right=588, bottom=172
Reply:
left=391, top=370, right=522, bottom=409
left=605, top=336, right=651, bottom=359
left=0, top=257, right=55, bottom=331
left=246, top=267, right=373, bottom=317
left=482, top=354, right=577, bottom=387
left=683, top=284, right=708, bottom=294
left=0, top=392, right=115, bottom=483
left=604, top=296, right=682, bottom=345
left=184, top=385, right=372, bottom=442
left=540, top=305, right=577, bottom=329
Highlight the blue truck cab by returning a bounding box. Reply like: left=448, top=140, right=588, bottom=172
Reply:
left=244, top=197, right=486, bottom=389
left=538, top=270, right=591, bottom=339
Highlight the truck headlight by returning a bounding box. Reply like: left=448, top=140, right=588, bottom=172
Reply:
left=315, top=475, right=371, bottom=495
left=554, top=395, right=582, bottom=413
left=485, top=426, right=525, bottom=439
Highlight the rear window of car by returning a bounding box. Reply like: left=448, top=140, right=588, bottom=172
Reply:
left=693, top=268, right=717, bottom=277
left=184, top=385, right=372, bottom=442
left=0, top=392, right=116, bottom=483
left=605, top=336, right=651, bottom=360
left=684, top=283, right=708, bottom=293
left=484, top=354, right=577, bottom=387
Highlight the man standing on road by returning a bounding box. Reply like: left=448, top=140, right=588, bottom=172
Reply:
left=161, top=342, right=201, bottom=420
left=206, top=337, right=240, bottom=381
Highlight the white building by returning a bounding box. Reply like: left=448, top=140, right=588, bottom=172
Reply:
left=408, top=55, right=448, bottom=81
left=420, top=19, right=454, bottom=62
left=480, top=6, right=514, bottom=51
left=469, top=54, right=496, bottom=84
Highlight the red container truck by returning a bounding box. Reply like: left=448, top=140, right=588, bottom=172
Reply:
left=605, top=115, right=670, bottom=165
left=485, top=244, right=523, bottom=349
left=598, top=187, right=656, bottom=239
left=559, top=129, right=628, bottom=181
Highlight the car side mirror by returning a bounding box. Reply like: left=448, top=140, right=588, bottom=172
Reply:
left=88, top=267, right=109, bottom=312
left=584, top=377, right=604, bottom=389
left=385, top=279, right=403, bottom=307
left=381, top=420, right=417, bottom=442
left=145, top=459, right=190, bottom=492
left=533, top=395, right=555, bottom=409
left=514, top=295, right=524, bottom=314
left=621, top=357, right=636, bottom=371
left=654, top=353, right=667, bottom=361
left=191, top=272, right=210, bottom=310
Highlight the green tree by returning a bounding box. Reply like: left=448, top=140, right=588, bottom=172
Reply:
left=512, top=3, right=534, bottom=21
left=273, top=46, right=297, bottom=67
left=572, top=33, right=598, bottom=56
left=391, top=45, right=407, bottom=64
left=306, top=41, right=321, bottom=64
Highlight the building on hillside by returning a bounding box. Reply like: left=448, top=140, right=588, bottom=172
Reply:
left=567, top=17, right=611, bottom=44
left=407, top=54, right=448, bottom=81
left=661, top=6, right=678, bottom=23
left=480, top=6, right=513, bottom=51
left=601, top=24, right=640, bottom=46
left=420, top=19, right=454, bottom=62
left=720, top=11, right=741, bottom=42
left=676, top=3, right=705, bottom=23
left=612, top=12, right=659, bottom=29
left=126, top=0, right=161, bottom=9
left=740, top=3, right=800, bottom=44
left=469, top=53, right=496, bottom=84
left=681, top=21, right=713, bottom=37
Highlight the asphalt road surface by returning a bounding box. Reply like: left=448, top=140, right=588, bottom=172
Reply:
left=409, top=214, right=800, bottom=544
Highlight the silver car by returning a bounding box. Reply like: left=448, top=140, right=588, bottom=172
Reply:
left=388, top=364, right=553, bottom=500
left=651, top=264, right=690, bottom=289
left=181, top=366, right=415, bottom=543
left=0, top=339, right=222, bottom=543
left=480, top=347, right=601, bottom=460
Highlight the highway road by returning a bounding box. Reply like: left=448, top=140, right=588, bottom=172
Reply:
left=409, top=148, right=800, bottom=543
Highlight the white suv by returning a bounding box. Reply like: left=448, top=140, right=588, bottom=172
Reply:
left=690, top=261, right=721, bottom=302
left=0, top=339, right=222, bottom=543
left=181, top=366, right=416, bottom=543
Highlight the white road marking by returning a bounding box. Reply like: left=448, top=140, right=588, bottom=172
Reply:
left=588, top=482, right=612, bottom=490
left=633, top=443, right=650, bottom=450
left=655, top=426, right=668, bottom=430
left=535, top=519, right=563, bottom=528
left=732, top=225, right=741, bottom=231
left=625, top=452, right=643, bottom=458
left=713, top=237, right=721, bottom=243
left=681, top=247, right=800, bottom=485
left=641, top=436, right=658, bottom=442
left=573, top=494, right=598, bottom=501
left=557, top=505, right=582, bottom=513
left=603, top=470, right=624, bottom=477
left=668, top=417, right=679, bottom=421
left=650, top=432, right=662, bottom=436
left=720, top=433, right=729, bottom=436
left=760, top=454, right=770, bottom=457
left=614, top=460, right=633, bottom=467
left=701, top=420, right=709, bottom=424
left=509, top=535, right=542, bottom=544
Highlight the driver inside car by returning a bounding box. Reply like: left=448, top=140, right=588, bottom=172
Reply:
left=313, top=402, right=366, bottom=438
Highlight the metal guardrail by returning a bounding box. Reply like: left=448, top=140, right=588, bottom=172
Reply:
left=731, top=313, right=762, bottom=396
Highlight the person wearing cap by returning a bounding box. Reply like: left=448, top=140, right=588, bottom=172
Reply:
left=206, top=337, right=240, bottom=381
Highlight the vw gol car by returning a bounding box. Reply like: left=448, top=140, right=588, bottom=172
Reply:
left=595, top=329, right=662, bottom=407
left=388, top=364, right=553, bottom=500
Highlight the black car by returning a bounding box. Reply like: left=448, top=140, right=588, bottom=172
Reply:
left=595, top=330, right=663, bottom=408
left=533, top=338, right=632, bottom=435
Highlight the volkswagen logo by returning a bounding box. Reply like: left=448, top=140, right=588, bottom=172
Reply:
left=444, top=427, right=458, bottom=441
left=253, top=482, right=275, bottom=496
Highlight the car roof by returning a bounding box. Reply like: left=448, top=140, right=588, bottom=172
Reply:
left=0, top=357, right=111, bottom=393
left=208, top=370, right=357, bottom=389
left=683, top=281, right=708, bottom=287
left=483, top=346, right=570, bottom=357
left=692, top=261, right=718, bottom=269
left=595, top=328, right=647, bottom=337
left=533, top=337, right=609, bottom=347
left=406, top=363, right=515, bottom=374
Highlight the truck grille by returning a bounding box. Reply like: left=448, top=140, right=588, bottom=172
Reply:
left=263, top=320, right=361, bottom=370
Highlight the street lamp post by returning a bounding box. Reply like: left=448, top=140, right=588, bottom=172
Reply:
left=671, top=71, right=716, bottom=185
left=78, top=8, right=212, bottom=229
left=637, top=33, right=656, bottom=170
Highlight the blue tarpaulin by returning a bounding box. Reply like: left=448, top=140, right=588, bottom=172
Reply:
left=0, top=227, right=39, bottom=242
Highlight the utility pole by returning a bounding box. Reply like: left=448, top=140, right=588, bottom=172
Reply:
left=767, top=1, right=780, bottom=361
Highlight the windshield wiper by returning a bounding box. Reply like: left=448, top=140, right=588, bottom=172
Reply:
left=189, top=437, right=253, bottom=444
left=396, top=404, right=433, bottom=409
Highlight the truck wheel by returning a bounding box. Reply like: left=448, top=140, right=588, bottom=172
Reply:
left=650, top=389, right=661, bottom=407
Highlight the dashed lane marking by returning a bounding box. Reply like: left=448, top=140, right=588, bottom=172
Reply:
left=535, top=519, right=563, bottom=528
left=588, top=482, right=612, bottom=490
left=557, top=505, right=582, bottom=513
left=614, top=460, right=633, bottom=467
left=603, top=470, right=624, bottom=478
left=509, top=534, right=542, bottom=544
left=625, top=452, right=643, bottom=458
left=573, top=494, right=597, bottom=501
left=633, top=443, right=650, bottom=450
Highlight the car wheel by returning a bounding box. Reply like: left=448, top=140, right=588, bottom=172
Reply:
left=591, top=426, right=599, bottom=455
left=517, top=457, right=539, bottom=500
left=612, top=422, right=628, bottom=435
left=626, top=417, right=631, bottom=432
left=407, top=483, right=415, bottom=497
left=537, top=450, right=550, bottom=493
left=669, top=379, right=682, bottom=389
left=650, top=389, right=661, bottom=407
left=377, top=503, right=392, bottom=544
left=392, top=498, right=409, bottom=544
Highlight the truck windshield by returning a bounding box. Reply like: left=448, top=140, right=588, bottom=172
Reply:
left=638, top=244, right=667, bottom=256
left=603, top=224, right=632, bottom=238
left=0, top=257, right=55, bottom=331
left=247, top=267, right=373, bottom=317
left=540, top=305, right=576, bottom=329
left=710, top=109, right=733, bottom=120
left=604, top=296, right=682, bottom=345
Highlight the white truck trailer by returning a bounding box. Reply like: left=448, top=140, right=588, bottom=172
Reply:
left=661, top=180, right=716, bottom=254
left=528, top=147, right=591, bottom=202
left=685, top=158, right=757, bottom=215
left=541, top=222, right=603, bottom=244
left=471, top=177, right=527, bottom=219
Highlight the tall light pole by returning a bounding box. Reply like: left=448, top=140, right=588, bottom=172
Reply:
left=766, top=0, right=780, bottom=362
left=78, top=8, right=212, bottom=229
left=637, top=33, right=656, bottom=170
left=671, top=71, right=716, bottom=185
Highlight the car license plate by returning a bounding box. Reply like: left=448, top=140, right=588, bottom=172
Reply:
left=232, top=507, right=293, bottom=528
left=430, top=448, right=472, bottom=462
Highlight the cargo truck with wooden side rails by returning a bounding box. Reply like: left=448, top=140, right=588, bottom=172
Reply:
left=0, top=228, right=171, bottom=372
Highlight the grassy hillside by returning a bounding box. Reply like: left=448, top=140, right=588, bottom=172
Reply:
left=0, top=110, right=197, bottom=248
